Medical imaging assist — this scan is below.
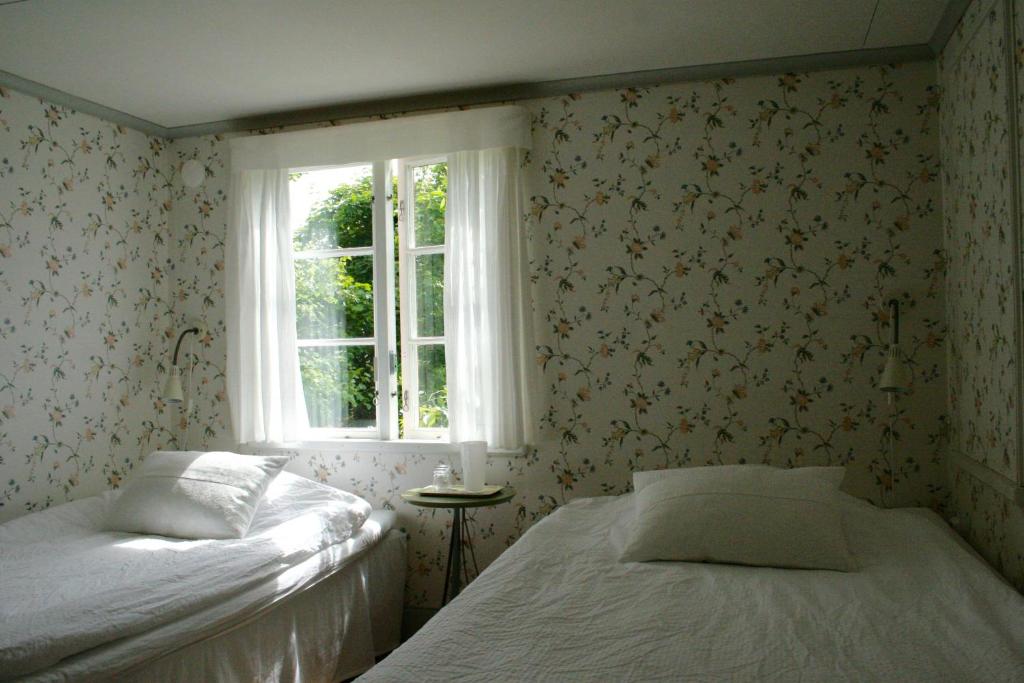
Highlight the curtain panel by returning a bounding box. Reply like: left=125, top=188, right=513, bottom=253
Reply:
left=445, top=148, right=535, bottom=450
left=226, top=169, right=309, bottom=443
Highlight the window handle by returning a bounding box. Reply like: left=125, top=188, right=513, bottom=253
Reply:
left=402, top=389, right=410, bottom=412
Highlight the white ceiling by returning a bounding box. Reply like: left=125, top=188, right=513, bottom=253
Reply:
left=0, top=0, right=951, bottom=131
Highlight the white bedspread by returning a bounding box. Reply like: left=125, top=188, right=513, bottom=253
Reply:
left=0, top=472, right=372, bottom=680
left=362, top=493, right=1024, bottom=682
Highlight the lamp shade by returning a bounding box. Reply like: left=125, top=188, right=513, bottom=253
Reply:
left=879, top=346, right=910, bottom=393
left=163, top=366, right=184, bottom=403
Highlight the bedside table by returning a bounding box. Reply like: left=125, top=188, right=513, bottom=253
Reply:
left=401, top=486, right=515, bottom=605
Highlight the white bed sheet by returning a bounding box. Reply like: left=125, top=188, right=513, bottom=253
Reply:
left=0, top=472, right=374, bottom=680
left=30, top=527, right=406, bottom=683
left=362, top=493, right=1024, bottom=682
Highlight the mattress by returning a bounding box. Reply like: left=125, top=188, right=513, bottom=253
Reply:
left=0, top=472, right=399, bottom=681
left=362, top=493, right=1024, bottom=682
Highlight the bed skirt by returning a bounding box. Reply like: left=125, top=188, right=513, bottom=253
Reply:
left=25, top=530, right=406, bottom=683
left=125, top=529, right=406, bottom=683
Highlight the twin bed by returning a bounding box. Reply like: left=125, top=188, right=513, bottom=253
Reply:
left=0, top=470, right=405, bottom=682
left=364, top=484, right=1024, bottom=682
left=3, top=456, right=1024, bottom=682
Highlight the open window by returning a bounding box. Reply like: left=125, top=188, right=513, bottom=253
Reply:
left=288, top=159, right=448, bottom=440
left=227, top=106, right=532, bottom=450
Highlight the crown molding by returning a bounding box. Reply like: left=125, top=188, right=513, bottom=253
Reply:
left=1, top=44, right=934, bottom=141
left=0, top=68, right=166, bottom=137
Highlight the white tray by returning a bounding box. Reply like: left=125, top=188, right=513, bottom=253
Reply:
left=413, top=484, right=504, bottom=498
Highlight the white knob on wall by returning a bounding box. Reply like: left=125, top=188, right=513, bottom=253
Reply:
left=181, top=159, right=205, bottom=188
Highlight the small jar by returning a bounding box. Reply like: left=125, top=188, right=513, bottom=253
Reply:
left=432, top=463, right=452, bottom=491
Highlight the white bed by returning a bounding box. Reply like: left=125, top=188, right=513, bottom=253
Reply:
left=0, top=472, right=406, bottom=682
left=361, top=492, right=1024, bottom=682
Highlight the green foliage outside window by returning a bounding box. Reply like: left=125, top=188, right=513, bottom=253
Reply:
left=291, top=164, right=449, bottom=432
left=411, top=163, right=449, bottom=429
left=293, top=175, right=377, bottom=428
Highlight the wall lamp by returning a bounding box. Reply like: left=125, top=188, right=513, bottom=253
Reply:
left=163, top=327, right=200, bottom=404
left=879, top=299, right=910, bottom=396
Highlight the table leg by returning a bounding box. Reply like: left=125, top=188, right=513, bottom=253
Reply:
left=464, top=512, right=480, bottom=581
left=442, top=507, right=466, bottom=605
left=449, top=507, right=463, bottom=602
left=441, top=513, right=455, bottom=604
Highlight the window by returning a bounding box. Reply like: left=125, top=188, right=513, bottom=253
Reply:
left=289, top=159, right=448, bottom=440
left=399, top=160, right=448, bottom=437
left=227, top=105, right=531, bottom=448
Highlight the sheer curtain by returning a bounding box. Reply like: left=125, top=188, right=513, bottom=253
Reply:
left=226, top=106, right=532, bottom=447
left=226, top=169, right=309, bottom=443
left=445, top=147, right=535, bottom=450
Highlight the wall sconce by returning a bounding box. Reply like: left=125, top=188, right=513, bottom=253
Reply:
left=879, top=299, right=910, bottom=396
left=163, top=327, right=200, bottom=404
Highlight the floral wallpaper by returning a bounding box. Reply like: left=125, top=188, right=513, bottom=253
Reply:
left=0, top=86, right=174, bottom=523
left=167, top=60, right=947, bottom=607
left=949, top=467, right=1024, bottom=590
left=6, top=2, right=1024, bottom=608
left=942, top=0, right=1018, bottom=481
left=14, top=53, right=1005, bottom=604
left=941, top=0, right=1024, bottom=593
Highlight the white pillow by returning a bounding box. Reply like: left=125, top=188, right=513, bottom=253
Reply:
left=621, top=465, right=854, bottom=571
left=106, top=451, right=289, bottom=539
left=632, top=464, right=846, bottom=493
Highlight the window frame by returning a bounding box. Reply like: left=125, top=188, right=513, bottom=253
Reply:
left=397, top=157, right=449, bottom=441
left=290, top=158, right=448, bottom=442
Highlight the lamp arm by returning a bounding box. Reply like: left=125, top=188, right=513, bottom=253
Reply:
left=888, top=299, right=899, bottom=346
left=171, top=327, right=200, bottom=366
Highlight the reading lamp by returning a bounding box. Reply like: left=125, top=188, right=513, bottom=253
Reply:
left=879, top=299, right=910, bottom=398
left=163, top=327, right=200, bottom=404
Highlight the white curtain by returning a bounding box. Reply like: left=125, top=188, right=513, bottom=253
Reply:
left=445, top=147, right=535, bottom=450
left=226, top=169, right=309, bottom=443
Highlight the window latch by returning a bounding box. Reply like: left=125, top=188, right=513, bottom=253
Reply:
left=398, top=199, right=406, bottom=223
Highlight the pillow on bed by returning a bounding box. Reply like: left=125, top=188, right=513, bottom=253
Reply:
left=620, top=465, right=854, bottom=571
left=632, top=464, right=846, bottom=493
left=106, top=451, right=289, bottom=540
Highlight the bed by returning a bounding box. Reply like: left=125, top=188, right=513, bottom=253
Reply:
left=0, top=471, right=406, bottom=682
left=361, top=490, right=1024, bottom=682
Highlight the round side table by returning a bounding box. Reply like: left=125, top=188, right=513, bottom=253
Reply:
left=401, top=486, right=515, bottom=605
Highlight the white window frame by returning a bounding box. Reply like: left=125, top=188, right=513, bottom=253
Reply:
left=291, top=161, right=395, bottom=440
left=397, top=157, right=449, bottom=441
left=291, top=158, right=448, bottom=442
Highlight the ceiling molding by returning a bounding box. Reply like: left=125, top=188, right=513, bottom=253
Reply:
left=164, top=44, right=934, bottom=139
left=0, top=68, right=166, bottom=137
left=928, top=0, right=973, bottom=55
left=1, top=44, right=934, bottom=141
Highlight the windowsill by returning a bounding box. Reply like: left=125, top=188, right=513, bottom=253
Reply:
left=240, top=438, right=526, bottom=457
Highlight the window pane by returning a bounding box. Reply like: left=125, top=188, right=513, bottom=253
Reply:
left=415, top=253, right=444, bottom=337
left=299, top=345, right=376, bottom=429
left=413, top=163, right=446, bottom=247
left=417, top=344, right=448, bottom=428
left=295, top=255, right=374, bottom=339
left=291, top=165, right=373, bottom=250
